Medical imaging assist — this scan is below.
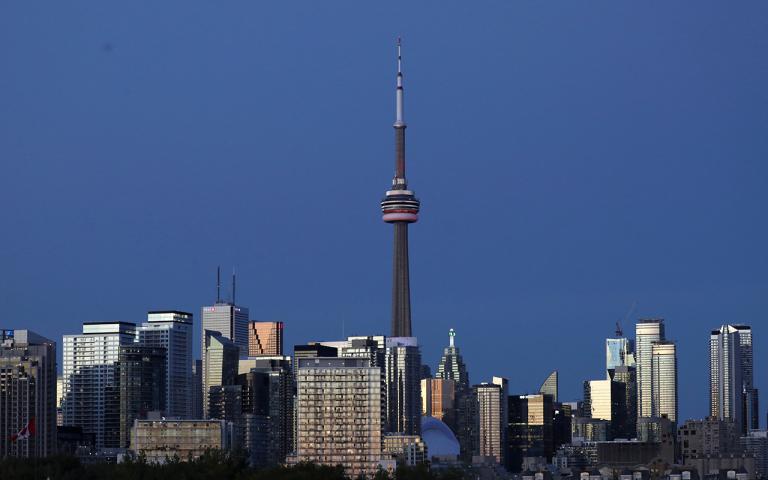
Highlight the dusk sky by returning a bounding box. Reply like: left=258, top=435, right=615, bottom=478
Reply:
left=2, top=2, right=767, bottom=423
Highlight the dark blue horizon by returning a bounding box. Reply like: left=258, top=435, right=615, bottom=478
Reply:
left=2, top=1, right=767, bottom=424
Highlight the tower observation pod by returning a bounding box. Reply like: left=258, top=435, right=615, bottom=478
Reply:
left=381, top=38, right=421, bottom=338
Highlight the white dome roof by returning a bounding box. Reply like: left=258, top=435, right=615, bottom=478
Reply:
left=421, top=416, right=460, bottom=457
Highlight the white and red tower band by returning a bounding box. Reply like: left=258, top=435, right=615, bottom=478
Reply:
left=381, top=39, right=420, bottom=338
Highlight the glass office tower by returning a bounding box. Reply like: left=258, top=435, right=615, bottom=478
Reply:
left=507, top=393, right=554, bottom=472
left=116, top=345, right=166, bottom=448
left=385, top=337, right=421, bottom=435
left=539, top=371, right=559, bottom=402
left=606, top=337, right=635, bottom=373
left=202, top=331, right=240, bottom=418
left=247, top=321, right=283, bottom=357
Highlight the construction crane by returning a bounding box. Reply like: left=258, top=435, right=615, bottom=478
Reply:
left=616, top=301, right=638, bottom=337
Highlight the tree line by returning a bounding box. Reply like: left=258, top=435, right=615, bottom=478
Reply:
left=0, top=450, right=466, bottom=480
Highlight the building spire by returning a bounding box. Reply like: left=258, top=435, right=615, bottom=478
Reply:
left=216, top=266, right=221, bottom=303
left=449, top=328, right=456, bottom=348
left=395, top=37, right=405, bottom=128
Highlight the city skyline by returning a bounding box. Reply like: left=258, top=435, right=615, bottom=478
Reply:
left=2, top=1, right=768, bottom=428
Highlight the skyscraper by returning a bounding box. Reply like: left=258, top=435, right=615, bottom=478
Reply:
left=436, top=329, right=469, bottom=390
left=201, top=269, right=249, bottom=372
left=475, top=378, right=508, bottom=465
left=651, top=341, right=678, bottom=423
left=62, top=322, right=136, bottom=449
left=385, top=337, right=421, bottom=435
left=247, top=321, right=283, bottom=357
left=608, top=365, right=637, bottom=438
left=436, top=328, right=472, bottom=460
left=636, top=319, right=665, bottom=419
left=203, top=331, right=240, bottom=418
left=322, top=334, right=419, bottom=436
left=137, top=310, right=193, bottom=418
left=421, top=377, right=456, bottom=424
left=583, top=379, right=627, bottom=440
left=0, top=330, right=56, bottom=457
left=116, top=345, right=166, bottom=448
left=710, top=324, right=758, bottom=433
left=606, top=336, right=635, bottom=373
left=381, top=39, right=421, bottom=338
left=191, top=359, right=203, bottom=419
left=293, top=357, right=385, bottom=478
left=539, top=371, right=559, bottom=403
left=507, top=393, right=555, bottom=472
left=239, top=357, right=294, bottom=466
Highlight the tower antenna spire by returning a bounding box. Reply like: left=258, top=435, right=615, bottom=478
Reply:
left=394, top=37, right=405, bottom=131
left=216, top=266, right=221, bottom=303
left=232, top=268, right=236, bottom=305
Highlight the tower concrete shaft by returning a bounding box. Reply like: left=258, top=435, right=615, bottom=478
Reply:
left=381, top=39, right=420, bottom=338
left=392, top=222, right=411, bottom=336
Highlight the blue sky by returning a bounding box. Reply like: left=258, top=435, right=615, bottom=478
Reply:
left=2, top=2, right=767, bottom=423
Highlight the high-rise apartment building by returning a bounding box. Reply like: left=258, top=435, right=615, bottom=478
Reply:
left=116, top=345, right=166, bottom=448
left=62, top=322, right=136, bottom=449
left=711, top=324, right=759, bottom=433
left=381, top=39, right=421, bottom=338
left=476, top=377, right=508, bottom=465
left=636, top=319, right=665, bottom=419
left=294, top=357, right=385, bottom=478
left=651, top=341, right=678, bottom=423
left=247, top=321, right=283, bottom=357
left=326, top=335, right=420, bottom=436
left=0, top=330, right=56, bottom=457
left=340, top=336, right=386, bottom=370
left=203, top=331, right=239, bottom=418
left=137, top=310, right=193, bottom=419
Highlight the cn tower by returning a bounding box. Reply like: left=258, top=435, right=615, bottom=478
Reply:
left=381, top=39, right=420, bottom=338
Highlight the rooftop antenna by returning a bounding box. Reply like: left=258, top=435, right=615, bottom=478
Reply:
left=216, top=266, right=221, bottom=303
left=232, top=268, right=236, bottom=305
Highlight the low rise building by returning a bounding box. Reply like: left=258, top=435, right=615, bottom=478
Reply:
left=129, top=419, right=234, bottom=463
left=383, top=434, right=427, bottom=466
left=679, top=418, right=740, bottom=462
